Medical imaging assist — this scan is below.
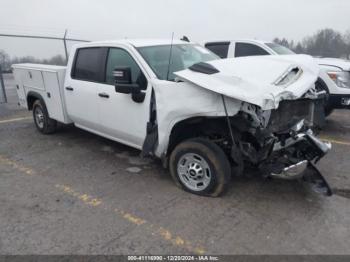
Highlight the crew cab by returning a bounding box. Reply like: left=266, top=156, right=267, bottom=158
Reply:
left=13, top=39, right=332, bottom=197
left=204, top=39, right=350, bottom=116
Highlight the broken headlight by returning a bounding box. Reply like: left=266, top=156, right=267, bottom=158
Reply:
left=327, top=71, right=350, bottom=89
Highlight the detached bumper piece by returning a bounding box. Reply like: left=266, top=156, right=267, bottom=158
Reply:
left=270, top=160, right=332, bottom=196
left=302, top=162, right=333, bottom=196
left=270, top=160, right=308, bottom=180
left=266, top=130, right=333, bottom=196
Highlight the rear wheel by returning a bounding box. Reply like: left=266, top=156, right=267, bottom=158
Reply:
left=32, top=99, right=57, bottom=134
left=169, top=138, right=231, bottom=197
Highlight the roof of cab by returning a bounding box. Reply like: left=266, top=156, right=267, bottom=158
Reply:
left=74, top=39, right=192, bottom=48
left=205, top=39, right=271, bottom=45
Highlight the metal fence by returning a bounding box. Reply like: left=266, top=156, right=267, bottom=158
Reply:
left=0, top=30, right=89, bottom=104
left=0, top=65, right=7, bottom=103
left=0, top=30, right=89, bottom=63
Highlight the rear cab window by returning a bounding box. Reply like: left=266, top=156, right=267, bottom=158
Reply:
left=235, top=43, right=269, bottom=57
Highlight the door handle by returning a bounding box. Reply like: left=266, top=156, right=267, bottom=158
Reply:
left=98, top=92, right=110, bottom=98
left=65, top=86, right=74, bottom=91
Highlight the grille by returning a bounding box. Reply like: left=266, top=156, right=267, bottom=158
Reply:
left=267, top=98, right=324, bottom=133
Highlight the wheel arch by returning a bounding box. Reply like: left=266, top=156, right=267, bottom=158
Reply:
left=27, top=91, right=45, bottom=111
left=165, top=116, right=228, bottom=158
left=315, top=77, right=334, bottom=116
left=316, top=77, right=330, bottom=94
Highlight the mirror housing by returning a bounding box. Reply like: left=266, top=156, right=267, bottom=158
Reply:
left=114, top=67, right=140, bottom=94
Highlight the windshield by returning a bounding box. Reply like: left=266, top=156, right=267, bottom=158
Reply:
left=137, top=44, right=219, bottom=80
left=265, top=43, right=295, bottom=55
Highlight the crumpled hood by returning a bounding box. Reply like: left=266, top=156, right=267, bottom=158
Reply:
left=175, top=55, right=319, bottom=110
left=315, top=57, right=350, bottom=71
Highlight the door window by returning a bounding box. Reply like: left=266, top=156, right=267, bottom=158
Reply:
left=235, top=43, right=269, bottom=57
left=72, top=48, right=106, bottom=82
left=205, top=42, right=230, bottom=58
left=105, top=48, right=147, bottom=89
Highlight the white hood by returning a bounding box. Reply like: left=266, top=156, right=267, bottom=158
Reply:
left=315, top=57, right=350, bottom=71
left=175, top=55, right=319, bottom=110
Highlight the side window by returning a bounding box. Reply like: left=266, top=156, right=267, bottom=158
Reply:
left=105, top=48, right=147, bottom=89
left=205, top=42, right=230, bottom=58
left=235, top=43, right=269, bottom=57
left=72, top=48, right=106, bottom=82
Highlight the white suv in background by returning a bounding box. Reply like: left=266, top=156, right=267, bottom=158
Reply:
left=204, top=39, right=350, bottom=116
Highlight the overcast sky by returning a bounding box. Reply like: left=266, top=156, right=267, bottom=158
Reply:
left=0, top=0, right=349, bottom=59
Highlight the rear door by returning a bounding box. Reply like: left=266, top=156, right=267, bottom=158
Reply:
left=64, top=47, right=107, bottom=131
left=97, top=47, right=151, bottom=149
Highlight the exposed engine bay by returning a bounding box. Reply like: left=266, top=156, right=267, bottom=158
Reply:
left=226, top=97, right=332, bottom=196
left=150, top=53, right=333, bottom=196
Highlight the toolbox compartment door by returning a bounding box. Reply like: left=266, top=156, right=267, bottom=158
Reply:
left=21, top=69, right=45, bottom=91
left=12, top=69, right=27, bottom=107
left=42, top=71, right=67, bottom=122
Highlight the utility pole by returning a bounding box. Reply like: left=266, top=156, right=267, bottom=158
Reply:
left=0, top=65, right=7, bottom=103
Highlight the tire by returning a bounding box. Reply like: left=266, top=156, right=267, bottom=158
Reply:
left=324, top=105, right=334, bottom=117
left=32, top=99, right=57, bottom=134
left=169, top=138, right=231, bottom=197
left=315, top=78, right=333, bottom=117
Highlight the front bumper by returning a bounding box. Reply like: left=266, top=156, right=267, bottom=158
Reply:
left=266, top=131, right=332, bottom=196
left=270, top=160, right=308, bottom=180
left=329, top=94, right=350, bottom=109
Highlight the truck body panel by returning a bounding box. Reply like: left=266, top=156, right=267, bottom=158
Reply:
left=12, top=64, right=72, bottom=124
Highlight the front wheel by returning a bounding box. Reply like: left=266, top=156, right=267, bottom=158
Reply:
left=33, top=99, right=57, bottom=134
left=169, top=138, right=231, bottom=197
left=315, top=78, right=333, bottom=117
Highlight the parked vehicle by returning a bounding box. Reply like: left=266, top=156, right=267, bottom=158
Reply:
left=204, top=39, right=350, bottom=116
left=315, top=57, right=350, bottom=111
left=13, top=39, right=332, bottom=197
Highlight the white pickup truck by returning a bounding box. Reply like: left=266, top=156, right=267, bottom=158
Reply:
left=204, top=39, right=350, bottom=115
left=13, top=39, right=332, bottom=197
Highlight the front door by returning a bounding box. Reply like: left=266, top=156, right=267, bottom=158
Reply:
left=97, top=47, right=151, bottom=149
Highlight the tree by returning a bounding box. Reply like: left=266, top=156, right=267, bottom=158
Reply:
left=273, top=37, right=293, bottom=50
left=0, top=50, right=11, bottom=72
left=48, top=55, right=65, bottom=65
left=274, top=28, right=350, bottom=58
left=344, top=29, right=350, bottom=59
left=294, top=43, right=305, bottom=54
left=2, top=53, right=66, bottom=71
left=308, top=29, right=346, bottom=58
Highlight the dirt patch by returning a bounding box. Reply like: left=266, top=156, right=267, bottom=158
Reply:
left=333, top=188, right=350, bottom=199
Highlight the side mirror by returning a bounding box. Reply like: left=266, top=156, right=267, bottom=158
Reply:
left=114, top=67, right=140, bottom=94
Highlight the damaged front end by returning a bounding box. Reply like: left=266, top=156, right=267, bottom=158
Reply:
left=172, top=54, right=333, bottom=196
left=231, top=98, right=332, bottom=196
